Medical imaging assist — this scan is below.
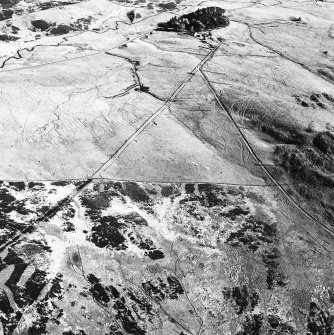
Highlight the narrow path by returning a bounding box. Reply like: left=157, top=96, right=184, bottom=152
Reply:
left=200, top=61, right=334, bottom=251
left=92, top=45, right=220, bottom=178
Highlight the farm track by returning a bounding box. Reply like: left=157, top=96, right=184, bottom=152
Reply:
left=200, top=63, right=334, bottom=252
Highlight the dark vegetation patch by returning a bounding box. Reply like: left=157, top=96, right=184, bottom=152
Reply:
left=28, top=182, right=44, bottom=189
left=27, top=274, right=64, bottom=335
left=0, top=257, right=5, bottom=271
left=295, top=92, right=334, bottom=109
left=38, top=0, right=81, bottom=10
left=142, top=276, right=184, bottom=301
left=226, top=217, right=277, bottom=252
left=30, top=239, right=52, bottom=253
left=127, top=10, right=135, bottom=23
left=2, top=248, right=48, bottom=309
left=61, top=204, right=76, bottom=232
left=237, top=313, right=296, bottom=335
left=25, top=269, right=48, bottom=301
left=158, top=6, right=230, bottom=33
left=237, top=314, right=263, bottom=335
left=178, top=195, right=205, bottom=221
left=158, top=2, right=176, bottom=10
left=266, top=315, right=296, bottom=334
left=0, top=186, right=30, bottom=249
left=62, top=221, right=75, bottom=232
left=0, top=290, right=22, bottom=335
left=87, top=274, right=110, bottom=305
left=318, top=68, right=334, bottom=82
left=0, top=9, right=14, bottom=20
left=10, top=199, right=31, bottom=215
left=225, top=217, right=287, bottom=290
left=81, top=187, right=163, bottom=255
left=49, top=24, right=78, bottom=35
left=81, top=192, right=111, bottom=219
left=186, top=183, right=227, bottom=208
left=161, top=185, right=174, bottom=197
left=0, top=187, right=16, bottom=213
left=220, top=206, right=249, bottom=220
left=161, top=184, right=180, bottom=198
left=262, top=248, right=287, bottom=289
left=0, top=290, right=14, bottom=318
left=0, top=182, right=76, bottom=333
left=0, top=249, right=61, bottom=334
left=124, top=182, right=150, bottom=203
left=123, top=212, right=148, bottom=226
left=80, top=192, right=126, bottom=250
left=274, top=131, right=334, bottom=221
left=31, top=19, right=52, bottom=31
left=88, top=211, right=164, bottom=256
left=31, top=20, right=78, bottom=35
left=134, top=234, right=157, bottom=252
left=87, top=274, right=153, bottom=334
left=3, top=248, right=24, bottom=264
left=223, top=285, right=259, bottom=315
left=71, top=16, right=93, bottom=30
left=0, top=0, right=20, bottom=10
left=307, top=302, right=334, bottom=335
left=10, top=240, right=52, bottom=261
left=75, top=179, right=92, bottom=191
left=185, top=183, right=195, bottom=194
left=8, top=269, right=48, bottom=308
left=145, top=249, right=164, bottom=260
left=280, top=146, right=334, bottom=189
left=63, top=330, right=87, bottom=335
left=8, top=181, right=25, bottom=191
left=0, top=34, right=19, bottom=41
left=259, top=120, right=308, bottom=145
left=89, top=215, right=127, bottom=250
left=5, top=263, right=29, bottom=306
left=313, top=131, right=334, bottom=155
left=10, top=26, right=21, bottom=35
left=51, top=181, right=70, bottom=186
left=177, top=184, right=252, bottom=243
left=245, top=191, right=266, bottom=204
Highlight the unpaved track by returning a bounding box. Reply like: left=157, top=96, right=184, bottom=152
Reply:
left=92, top=45, right=220, bottom=178
left=200, top=62, right=334, bottom=251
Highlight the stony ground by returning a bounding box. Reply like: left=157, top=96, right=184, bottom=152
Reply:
left=1, top=0, right=334, bottom=334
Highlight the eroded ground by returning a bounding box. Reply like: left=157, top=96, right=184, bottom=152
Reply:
left=1, top=0, right=334, bottom=334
